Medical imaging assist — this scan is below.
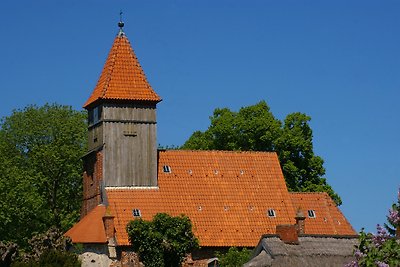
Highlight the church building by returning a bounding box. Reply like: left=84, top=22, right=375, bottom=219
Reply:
left=66, top=21, right=357, bottom=266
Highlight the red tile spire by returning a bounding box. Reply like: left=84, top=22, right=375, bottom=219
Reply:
left=83, top=22, right=161, bottom=108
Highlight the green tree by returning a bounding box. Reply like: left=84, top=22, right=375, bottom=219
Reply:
left=0, top=104, right=87, bottom=247
left=126, top=213, right=199, bottom=267
left=216, top=247, right=252, bottom=267
left=183, top=101, right=281, bottom=151
left=182, top=101, right=341, bottom=205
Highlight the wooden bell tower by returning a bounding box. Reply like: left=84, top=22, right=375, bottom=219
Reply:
left=81, top=21, right=161, bottom=215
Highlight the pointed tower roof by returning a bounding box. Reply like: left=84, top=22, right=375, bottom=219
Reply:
left=83, top=23, right=161, bottom=108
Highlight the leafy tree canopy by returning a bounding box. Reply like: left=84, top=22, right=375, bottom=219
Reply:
left=126, top=213, right=199, bottom=267
left=0, top=104, right=87, bottom=247
left=182, top=101, right=341, bottom=205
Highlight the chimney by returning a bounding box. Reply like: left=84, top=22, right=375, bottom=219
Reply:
left=276, top=224, right=299, bottom=244
left=295, top=208, right=306, bottom=235
left=103, top=212, right=117, bottom=259
left=102, top=214, right=115, bottom=240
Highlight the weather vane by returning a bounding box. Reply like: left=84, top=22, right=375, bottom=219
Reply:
left=118, top=10, right=125, bottom=30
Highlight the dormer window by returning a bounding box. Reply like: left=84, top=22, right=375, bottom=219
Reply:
left=132, top=209, right=141, bottom=218
left=267, top=209, right=276, bottom=217
left=163, top=165, right=171, bottom=173
left=308, top=210, right=316, bottom=218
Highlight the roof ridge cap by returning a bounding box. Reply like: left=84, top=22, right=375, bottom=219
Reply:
left=100, top=37, right=120, bottom=98
left=163, top=149, right=276, bottom=154
left=105, top=186, right=159, bottom=190
left=290, top=192, right=326, bottom=195
left=125, top=37, right=152, bottom=89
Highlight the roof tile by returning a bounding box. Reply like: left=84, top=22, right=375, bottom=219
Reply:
left=65, top=205, right=107, bottom=243
left=107, top=150, right=295, bottom=247
left=71, top=151, right=356, bottom=247
left=290, top=192, right=356, bottom=236
left=83, top=34, right=161, bottom=108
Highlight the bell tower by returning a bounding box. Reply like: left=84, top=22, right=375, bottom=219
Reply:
left=81, top=21, right=161, bottom=215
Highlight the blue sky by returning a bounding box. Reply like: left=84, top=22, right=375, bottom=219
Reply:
left=1, top=1, right=399, bottom=234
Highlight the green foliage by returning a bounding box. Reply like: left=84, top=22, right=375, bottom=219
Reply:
left=0, top=104, right=87, bottom=247
left=347, top=228, right=400, bottom=267
left=11, top=250, right=80, bottom=267
left=384, top=189, right=400, bottom=236
left=215, top=247, right=252, bottom=267
left=347, top=189, right=400, bottom=267
left=182, top=101, right=341, bottom=205
left=126, top=213, right=199, bottom=267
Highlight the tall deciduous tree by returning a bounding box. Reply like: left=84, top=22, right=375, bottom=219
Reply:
left=182, top=101, right=341, bottom=205
left=0, top=104, right=87, bottom=247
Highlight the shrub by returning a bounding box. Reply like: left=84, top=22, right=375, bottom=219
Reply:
left=346, top=188, right=400, bottom=267
left=11, top=250, right=80, bottom=267
left=216, top=247, right=252, bottom=267
left=126, top=213, right=199, bottom=267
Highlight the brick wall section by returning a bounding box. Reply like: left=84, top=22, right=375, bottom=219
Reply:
left=109, top=251, right=141, bottom=267
left=276, top=224, right=299, bottom=244
left=81, top=151, right=103, bottom=217
left=109, top=248, right=228, bottom=267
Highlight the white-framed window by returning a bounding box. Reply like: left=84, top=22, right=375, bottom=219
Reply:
left=132, top=209, right=141, bottom=218
left=308, top=209, right=316, bottom=218
left=267, top=209, right=276, bottom=217
left=163, top=165, right=171, bottom=173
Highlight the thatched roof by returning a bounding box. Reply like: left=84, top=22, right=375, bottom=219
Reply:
left=244, top=235, right=358, bottom=267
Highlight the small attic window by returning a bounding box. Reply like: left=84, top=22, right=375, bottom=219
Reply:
left=132, top=209, right=141, bottom=218
left=267, top=209, right=276, bottom=217
left=163, top=165, right=171, bottom=173
left=308, top=210, right=316, bottom=218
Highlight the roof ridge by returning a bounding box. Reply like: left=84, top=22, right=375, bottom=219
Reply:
left=289, top=192, right=328, bottom=195
left=161, top=149, right=277, bottom=154
left=101, top=37, right=119, bottom=98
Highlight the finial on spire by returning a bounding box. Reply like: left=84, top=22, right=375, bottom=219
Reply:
left=118, top=10, right=125, bottom=36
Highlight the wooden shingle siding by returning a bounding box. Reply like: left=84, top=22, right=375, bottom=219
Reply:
left=102, top=112, right=157, bottom=187
left=102, top=103, right=156, bottom=122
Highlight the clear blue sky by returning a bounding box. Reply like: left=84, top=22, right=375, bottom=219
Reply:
left=1, top=1, right=399, bottom=234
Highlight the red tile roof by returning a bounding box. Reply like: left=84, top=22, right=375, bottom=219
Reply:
left=65, top=205, right=107, bottom=243
left=69, top=151, right=356, bottom=247
left=107, top=150, right=296, bottom=247
left=290, top=192, right=356, bottom=236
left=83, top=34, right=161, bottom=108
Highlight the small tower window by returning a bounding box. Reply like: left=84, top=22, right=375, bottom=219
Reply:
left=267, top=209, right=276, bottom=217
left=88, top=106, right=102, bottom=125
left=308, top=210, right=316, bottom=218
left=93, top=107, right=99, bottom=123
left=132, top=209, right=141, bottom=218
left=163, top=165, right=171, bottom=173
